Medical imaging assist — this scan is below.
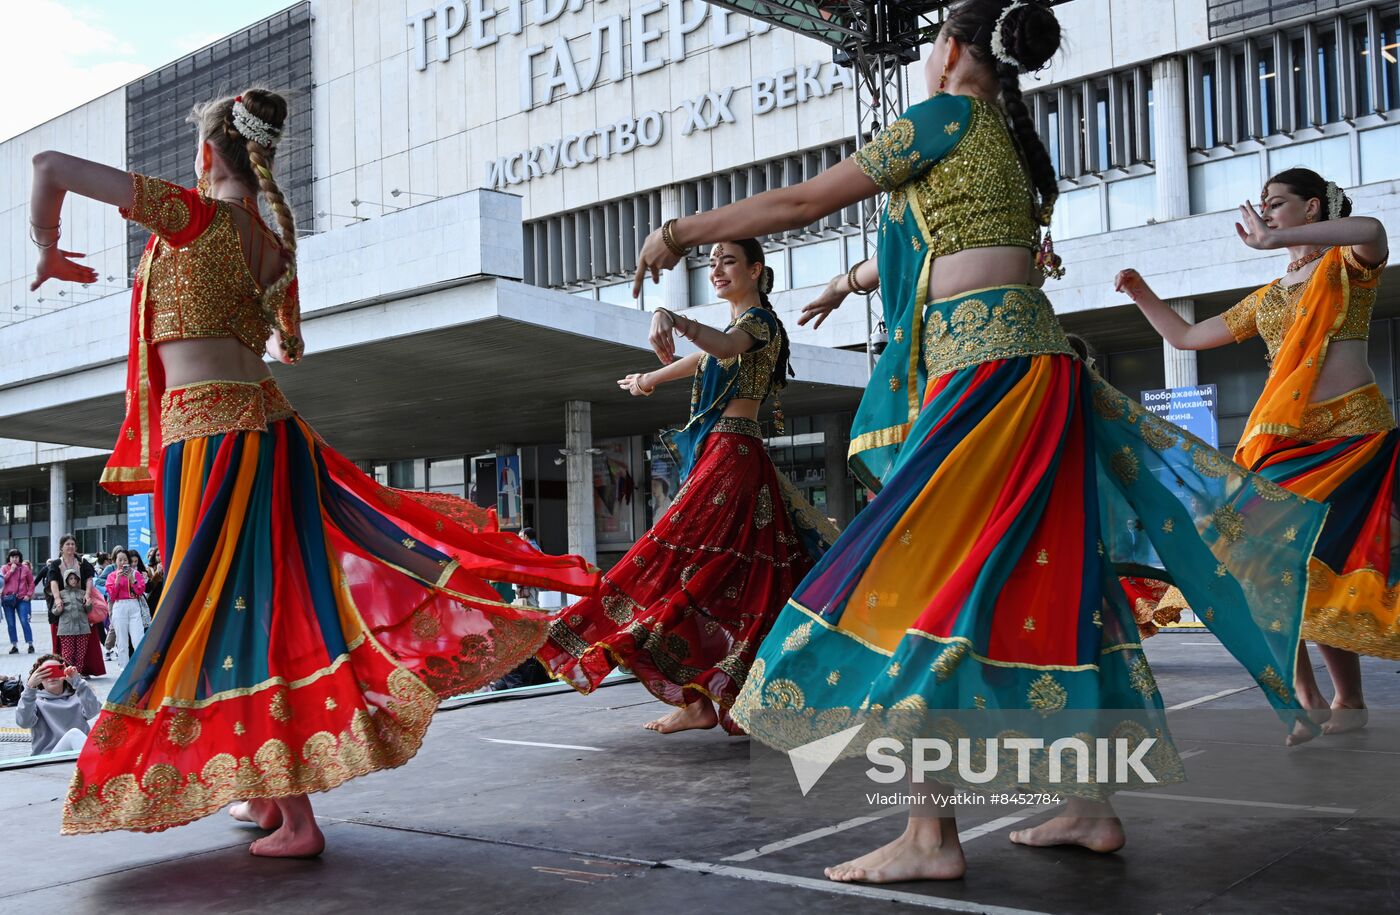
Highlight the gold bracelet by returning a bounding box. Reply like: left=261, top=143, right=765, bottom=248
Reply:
left=661, top=218, right=688, bottom=257
left=847, top=262, right=872, bottom=296
left=638, top=378, right=655, bottom=396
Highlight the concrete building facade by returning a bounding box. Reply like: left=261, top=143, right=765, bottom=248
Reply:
left=1, top=0, right=1397, bottom=572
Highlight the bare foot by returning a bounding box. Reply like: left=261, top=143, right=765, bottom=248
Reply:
left=1322, top=703, right=1368, bottom=735
left=1287, top=693, right=1332, bottom=746
left=229, top=799, right=282, bottom=830
left=249, top=820, right=326, bottom=858
left=643, top=699, right=718, bottom=734
left=1010, top=814, right=1125, bottom=853
left=825, top=825, right=966, bottom=883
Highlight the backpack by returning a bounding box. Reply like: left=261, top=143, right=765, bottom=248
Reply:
left=0, top=677, right=22, bottom=708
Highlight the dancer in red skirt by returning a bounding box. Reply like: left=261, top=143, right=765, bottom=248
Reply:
left=28, top=88, right=597, bottom=855
left=539, top=239, right=836, bottom=734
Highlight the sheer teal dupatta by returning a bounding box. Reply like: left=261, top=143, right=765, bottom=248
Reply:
left=847, top=93, right=973, bottom=491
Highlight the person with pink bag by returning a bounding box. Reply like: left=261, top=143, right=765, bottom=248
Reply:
left=104, top=548, right=147, bottom=665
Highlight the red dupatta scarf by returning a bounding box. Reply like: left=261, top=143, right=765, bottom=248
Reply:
left=101, top=236, right=165, bottom=495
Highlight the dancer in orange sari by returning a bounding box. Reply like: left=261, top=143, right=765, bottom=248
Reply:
left=29, top=89, right=596, bottom=855
left=1119, top=167, right=1391, bottom=741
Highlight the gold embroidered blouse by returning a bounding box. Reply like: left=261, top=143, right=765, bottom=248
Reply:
left=122, top=174, right=277, bottom=356
left=1222, top=246, right=1387, bottom=360
left=695, top=308, right=783, bottom=404
left=855, top=94, right=1039, bottom=258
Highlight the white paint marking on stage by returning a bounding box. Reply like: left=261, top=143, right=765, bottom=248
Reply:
left=1179, top=641, right=1226, bottom=646
left=1168, top=685, right=1254, bottom=710
left=957, top=805, right=1054, bottom=844
left=664, top=859, right=1055, bottom=915
left=722, top=810, right=901, bottom=862
left=1179, top=749, right=1207, bottom=760
left=480, top=737, right=605, bottom=752
left=1118, top=791, right=1356, bottom=814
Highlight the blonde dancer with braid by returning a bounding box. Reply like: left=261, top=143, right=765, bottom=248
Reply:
left=29, top=89, right=597, bottom=853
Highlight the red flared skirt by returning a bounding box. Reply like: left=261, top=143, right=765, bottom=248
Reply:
left=63, top=379, right=596, bottom=834
left=538, top=425, right=816, bottom=734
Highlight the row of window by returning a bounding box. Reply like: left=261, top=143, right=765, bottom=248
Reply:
left=0, top=483, right=125, bottom=527
left=1025, top=4, right=1399, bottom=181
left=522, top=140, right=862, bottom=293
left=1051, top=114, right=1400, bottom=239
left=1189, top=6, right=1400, bottom=150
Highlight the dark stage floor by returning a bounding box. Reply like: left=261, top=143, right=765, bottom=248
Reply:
left=4, top=633, right=1398, bottom=914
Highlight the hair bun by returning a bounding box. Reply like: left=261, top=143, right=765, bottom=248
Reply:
left=239, top=88, right=289, bottom=131
left=1001, top=2, right=1061, bottom=73
left=760, top=266, right=775, bottom=295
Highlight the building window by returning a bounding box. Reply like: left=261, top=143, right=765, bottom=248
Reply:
left=1360, top=124, right=1400, bottom=183
left=1189, top=153, right=1261, bottom=215
left=1382, top=12, right=1400, bottom=110
left=1257, top=44, right=1278, bottom=135
left=524, top=140, right=859, bottom=299
left=1029, top=65, right=1152, bottom=181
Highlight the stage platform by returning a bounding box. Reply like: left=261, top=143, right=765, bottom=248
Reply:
left=4, top=634, right=1398, bottom=914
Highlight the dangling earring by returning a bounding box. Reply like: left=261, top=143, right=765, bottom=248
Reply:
left=938, top=70, right=949, bottom=93
left=196, top=168, right=211, bottom=197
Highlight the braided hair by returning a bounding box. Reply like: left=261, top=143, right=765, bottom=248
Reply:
left=728, top=239, right=795, bottom=392
left=944, top=0, right=1063, bottom=221
left=190, top=88, right=297, bottom=261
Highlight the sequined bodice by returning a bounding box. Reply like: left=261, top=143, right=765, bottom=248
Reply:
left=695, top=309, right=782, bottom=405
left=1223, top=249, right=1382, bottom=362
left=896, top=98, right=1038, bottom=258
left=144, top=204, right=271, bottom=354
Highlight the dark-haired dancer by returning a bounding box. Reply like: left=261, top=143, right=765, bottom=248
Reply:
left=540, top=239, right=836, bottom=734
left=632, top=0, right=1326, bottom=882
left=1119, top=167, right=1391, bottom=741
left=29, top=88, right=596, bottom=854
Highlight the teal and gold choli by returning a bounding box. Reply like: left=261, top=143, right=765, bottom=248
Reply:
left=729, top=94, right=1330, bottom=793
left=847, top=93, right=1061, bottom=489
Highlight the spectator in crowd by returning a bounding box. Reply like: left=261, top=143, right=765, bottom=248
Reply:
left=106, top=548, right=148, bottom=665
left=92, top=551, right=111, bottom=599
left=144, top=548, right=165, bottom=612
left=2, top=548, right=36, bottom=654
left=44, top=536, right=104, bottom=677
left=17, top=655, right=100, bottom=755
left=55, top=572, right=92, bottom=669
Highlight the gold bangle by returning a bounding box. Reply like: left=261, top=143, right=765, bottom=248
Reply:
left=661, top=218, right=688, bottom=257
left=847, top=262, right=872, bottom=296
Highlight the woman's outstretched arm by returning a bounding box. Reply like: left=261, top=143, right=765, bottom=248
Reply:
left=1236, top=201, right=1388, bottom=266
left=29, top=152, right=135, bottom=289
left=632, top=158, right=879, bottom=296
left=1115, top=269, right=1236, bottom=351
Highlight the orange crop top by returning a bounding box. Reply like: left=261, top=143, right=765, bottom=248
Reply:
left=121, top=174, right=303, bottom=362
left=1221, top=246, right=1386, bottom=360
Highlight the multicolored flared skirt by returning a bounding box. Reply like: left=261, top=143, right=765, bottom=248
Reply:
left=732, top=286, right=1328, bottom=795
left=1249, top=384, right=1400, bottom=657
left=539, top=417, right=832, bottom=734
left=1151, top=384, right=1400, bottom=656
left=63, top=378, right=597, bottom=834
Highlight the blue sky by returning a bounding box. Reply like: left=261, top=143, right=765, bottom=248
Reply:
left=0, top=0, right=298, bottom=141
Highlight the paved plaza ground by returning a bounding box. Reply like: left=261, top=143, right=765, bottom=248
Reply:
left=3, top=632, right=1397, bottom=914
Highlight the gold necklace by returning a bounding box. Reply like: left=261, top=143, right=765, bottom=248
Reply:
left=1286, top=247, right=1327, bottom=275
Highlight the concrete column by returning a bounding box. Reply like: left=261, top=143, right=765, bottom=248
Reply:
left=48, top=462, right=67, bottom=560
left=1163, top=299, right=1199, bottom=388
left=820, top=414, right=852, bottom=528
left=1151, top=56, right=1191, bottom=222
left=659, top=185, right=690, bottom=312
left=565, top=400, right=597, bottom=565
